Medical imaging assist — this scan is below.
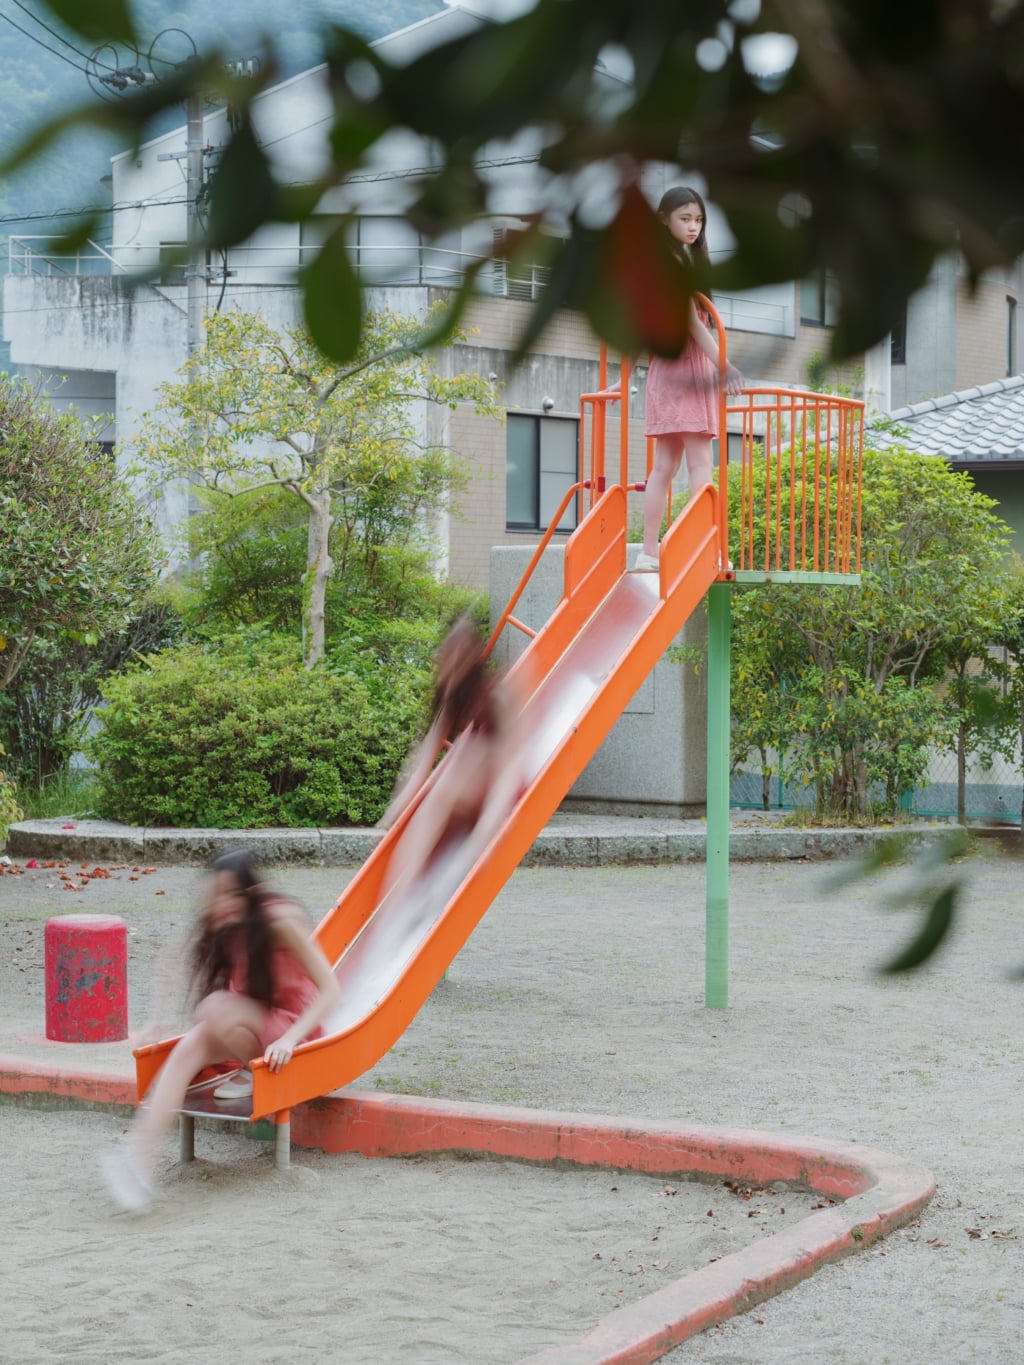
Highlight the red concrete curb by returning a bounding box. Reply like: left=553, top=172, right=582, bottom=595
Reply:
left=0, top=1054, right=137, bottom=1109
left=1, top=1058, right=935, bottom=1364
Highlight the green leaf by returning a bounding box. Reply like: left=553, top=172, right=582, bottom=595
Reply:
left=44, top=214, right=103, bottom=258
left=302, top=224, right=361, bottom=361
left=41, top=0, right=136, bottom=45
left=880, top=885, right=957, bottom=974
left=508, top=234, right=588, bottom=364
left=206, top=121, right=278, bottom=249
left=413, top=261, right=489, bottom=351
left=274, top=185, right=326, bottom=225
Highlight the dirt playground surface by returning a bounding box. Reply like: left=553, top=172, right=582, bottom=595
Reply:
left=2, top=851, right=1023, bottom=1362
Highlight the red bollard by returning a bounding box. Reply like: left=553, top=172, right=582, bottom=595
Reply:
left=45, top=914, right=128, bottom=1042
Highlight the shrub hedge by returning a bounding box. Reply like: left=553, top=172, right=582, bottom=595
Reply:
left=88, top=633, right=429, bottom=828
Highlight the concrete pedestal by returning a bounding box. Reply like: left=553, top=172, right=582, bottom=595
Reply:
left=490, top=544, right=708, bottom=816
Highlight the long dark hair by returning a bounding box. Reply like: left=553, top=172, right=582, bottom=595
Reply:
left=657, top=185, right=712, bottom=316
left=190, top=849, right=275, bottom=1007
left=656, top=185, right=710, bottom=264
left=432, top=614, right=499, bottom=740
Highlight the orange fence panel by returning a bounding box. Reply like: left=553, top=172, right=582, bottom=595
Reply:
left=728, top=388, right=864, bottom=576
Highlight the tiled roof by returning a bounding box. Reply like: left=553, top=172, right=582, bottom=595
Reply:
left=874, top=375, right=1024, bottom=463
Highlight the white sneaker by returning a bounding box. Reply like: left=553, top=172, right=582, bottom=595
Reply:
left=101, top=1144, right=155, bottom=1214
left=634, top=552, right=659, bottom=572
left=214, top=1069, right=254, bottom=1100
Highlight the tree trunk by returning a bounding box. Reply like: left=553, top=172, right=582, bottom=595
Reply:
left=759, top=745, right=770, bottom=811
left=957, top=719, right=967, bottom=826
left=303, top=489, right=333, bottom=668
left=1020, top=697, right=1024, bottom=828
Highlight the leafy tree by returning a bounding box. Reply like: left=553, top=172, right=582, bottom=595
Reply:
left=0, top=741, right=23, bottom=839
left=164, top=482, right=482, bottom=660
left=0, top=375, right=157, bottom=688
left=131, top=307, right=501, bottom=666
left=0, top=603, right=182, bottom=787
left=935, top=574, right=1020, bottom=826
left=994, top=556, right=1024, bottom=827
left=11, top=1, right=1024, bottom=364
left=730, top=447, right=1012, bottom=819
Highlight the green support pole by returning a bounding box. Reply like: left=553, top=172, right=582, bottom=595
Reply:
left=705, top=581, right=731, bottom=1007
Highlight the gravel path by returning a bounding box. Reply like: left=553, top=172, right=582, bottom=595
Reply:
left=2, top=850, right=1022, bottom=1361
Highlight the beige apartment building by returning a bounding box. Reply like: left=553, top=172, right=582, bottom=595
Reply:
left=4, top=2, right=1022, bottom=591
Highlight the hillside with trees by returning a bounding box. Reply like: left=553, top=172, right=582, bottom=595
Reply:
left=0, top=0, right=441, bottom=366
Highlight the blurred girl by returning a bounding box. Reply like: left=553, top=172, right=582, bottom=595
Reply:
left=636, top=186, right=745, bottom=570
left=102, top=849, right=339, bottom=1211
left=379, top=615, right=526, bottom=905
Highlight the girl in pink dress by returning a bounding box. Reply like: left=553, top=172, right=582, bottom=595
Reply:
left=636, top=186, right=745, bottom=570
left=102, top=849, right=339, bottom=1210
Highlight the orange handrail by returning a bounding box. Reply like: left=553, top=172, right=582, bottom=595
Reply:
left=484, top=479, right=587, bottom=662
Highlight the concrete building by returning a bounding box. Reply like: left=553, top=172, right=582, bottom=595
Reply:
left=5, top=0, right=875, bottom=588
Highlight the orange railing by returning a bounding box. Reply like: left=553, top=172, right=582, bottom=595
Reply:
left=484, top=479, right=585, bottom=661
left=730, top=388, right=864, bottom=576
left=495, top=300, right=864, bottom=669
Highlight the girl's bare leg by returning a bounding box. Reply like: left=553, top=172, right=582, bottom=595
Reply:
left=381, top=754, right=474, bottom=907
left=129, top=991, right=265, bottom=1184
left=683, top=433, right=714, bottom=490
left=642, top=434, right=685, bottom=556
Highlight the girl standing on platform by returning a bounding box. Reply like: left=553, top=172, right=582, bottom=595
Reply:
left=102, top=849, right=339, bottom=1211
left=635, top=186, right=746, bottom=571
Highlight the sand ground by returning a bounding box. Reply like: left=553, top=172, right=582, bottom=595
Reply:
left=2, top=850, right=1023, bottom=1362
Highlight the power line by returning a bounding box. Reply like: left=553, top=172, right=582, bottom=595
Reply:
left=0, top=6, right=92, bottom=75
left=7, top=0, right=119, bottom=71
left=0, top=5, right=122, bottom=105
left=0, top=195, right=191, bottom=227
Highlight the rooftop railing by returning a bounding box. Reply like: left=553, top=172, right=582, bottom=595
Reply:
left=7, top=237, right=787, bottom=332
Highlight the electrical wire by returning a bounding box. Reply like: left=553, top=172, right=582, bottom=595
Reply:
left=0, top=6, right=122, bottom=104
left=7, top=0, right=121, bottom=71
left=0, top=6, right=93, bottom=73
left=0, top=196, right=190, bottom=226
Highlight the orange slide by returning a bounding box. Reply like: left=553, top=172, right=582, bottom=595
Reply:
left=134, top=480, right=725, bottom=1127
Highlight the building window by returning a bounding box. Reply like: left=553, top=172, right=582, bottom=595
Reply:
left=506, top=414, right=579, bottom=532
left=1008, top=297, right=1017, bottom=376
left=890, top=305, right=908, bottom=365
left=799, top=270, right=839, bottom=327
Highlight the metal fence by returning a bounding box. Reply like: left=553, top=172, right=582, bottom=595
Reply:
left=731, top=744, right=1023, bottom=821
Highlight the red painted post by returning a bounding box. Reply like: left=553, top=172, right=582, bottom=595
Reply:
left=44, top=914, right=128, bottom=1042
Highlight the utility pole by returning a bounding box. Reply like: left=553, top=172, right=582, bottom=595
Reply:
left=184, top=89, right=206, bottom=363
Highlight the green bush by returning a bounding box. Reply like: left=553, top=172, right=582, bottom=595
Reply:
left=88, top=633, right=430, bottom=828
left=0, top=741, right=23, bottom=840
left=0, top=603, right=184, bottom=787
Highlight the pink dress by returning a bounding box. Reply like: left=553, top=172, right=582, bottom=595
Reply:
left=645, top=334, right=719, bottom=438
left=226, top=912, right=325, bottom=1051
